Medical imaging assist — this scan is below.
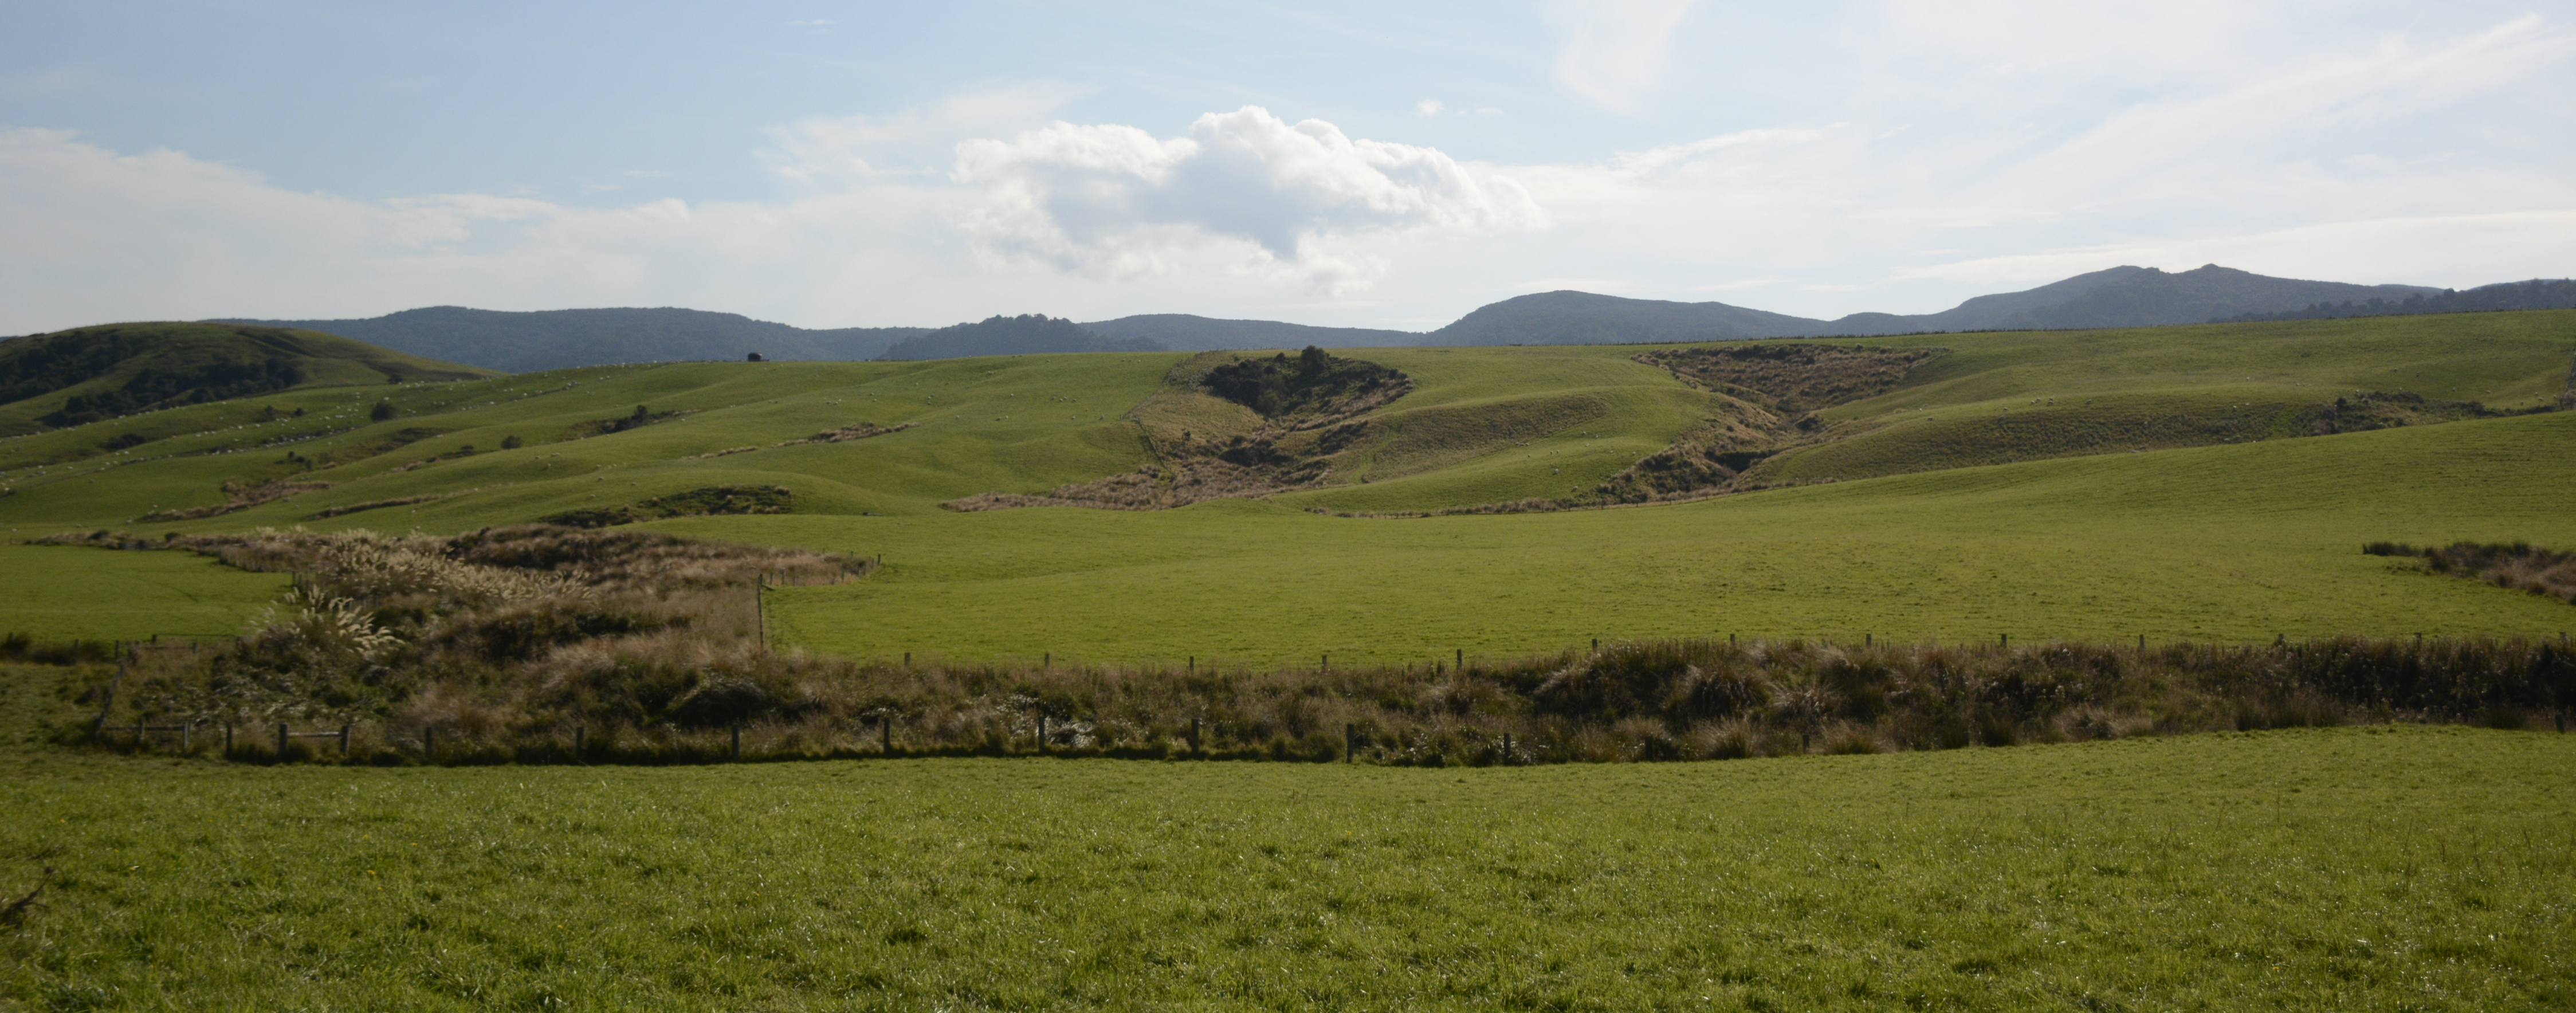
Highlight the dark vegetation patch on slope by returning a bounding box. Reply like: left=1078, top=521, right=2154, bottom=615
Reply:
left=28, top=529, right=2572, bottom=765
left=541, top=485, right=794, bottom=529
left=566, top=404, right=682, bottom=438
left=947, top=347, right=1412, bottom=511
left=2365, top=541, right=2576, bottom=606
left=773, top=421, right=914, bottom=446
left=136, top=480, right=332, bottom=523
left=1593, top=344, right=1945, bottom=504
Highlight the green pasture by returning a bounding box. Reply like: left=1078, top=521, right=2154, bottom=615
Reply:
left=745, top=409, right=2576, bottom=664
left=2, top=673, right=2567, bottom=1012
left=0, top=313, right=2569, bottom=659
left=0, top=545, right=285, bottom=642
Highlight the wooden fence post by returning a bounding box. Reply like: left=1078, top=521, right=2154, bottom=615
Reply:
left=1187, top=656, right=1195, bottom=676
left=574, top=726, right=586, bottom=759
left=424, top=727, right=435, bottom=761
left=276, top=723, right=288, bottom=757
left=902, top=651, right=910, bottom=668
left=731, top=725, right=741, bottom=760
left=1503, top=732, right=1513, bottom=764
left=134, top=716, right=144, bottom=749
left=1456, top=649, right=1463, bottom=672
left=89, top=645, right=124, bottom=740
left=339, top=724, right=350, bottom=755
left=1344, top=724, right=1354, bottom=763
left=223, top=723, right=234, bottom=757
left=1189, top=718, right=1201, bottom=755
left=180, top=723, right=190, bottom=753
left=1037, top=714, right=1047, bottom=752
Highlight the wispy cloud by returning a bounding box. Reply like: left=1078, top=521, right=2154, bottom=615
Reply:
left=1549, top=0, right=1699, bottom=112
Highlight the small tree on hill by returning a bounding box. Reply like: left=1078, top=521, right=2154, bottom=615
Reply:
left=370, top=399, right=396, bottom=422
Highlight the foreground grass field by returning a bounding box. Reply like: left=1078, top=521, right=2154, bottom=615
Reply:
left=2, top=669, right=2567, bottom=1010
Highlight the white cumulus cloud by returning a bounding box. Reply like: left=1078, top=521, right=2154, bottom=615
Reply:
left=950, top=106, right=1544, bottom=293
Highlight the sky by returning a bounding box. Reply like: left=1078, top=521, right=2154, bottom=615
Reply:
left=2, top=0, right=2571, bottom=335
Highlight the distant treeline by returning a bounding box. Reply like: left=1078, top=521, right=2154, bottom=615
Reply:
left=2214, top=279, right=2576, bottom=324
left=28, top=528, right=2574, bottom=767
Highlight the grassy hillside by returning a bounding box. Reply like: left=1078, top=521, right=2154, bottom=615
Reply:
left=0, top=312, right=2567, bottom=659
left=746, top=410, right=2576, bottom=663
left=2, top=709, right=2567, bottom=1010
left=0, top=545, right=288, bottom=642
left=0, top=321, right=497, bottom=438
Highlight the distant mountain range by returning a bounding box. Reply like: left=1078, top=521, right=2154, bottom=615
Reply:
left=197, top=264, right=2573, bottom=371
left=879, top=315, right=1163, bottom=360
left=218, top=306, right=927, bottom=372
left=1078, top=314, right=1422, bottom=351
left=1432, top=265, right=2444, bottom=345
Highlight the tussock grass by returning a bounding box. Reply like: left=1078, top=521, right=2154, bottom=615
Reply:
left=49, top=543, right=2575, bottom=765
left=2367, top=540, right=2576, bottom=604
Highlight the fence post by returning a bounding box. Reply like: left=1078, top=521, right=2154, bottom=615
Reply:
left=881, top=716, right=892, bottom=754
left=1344, top=724, right=1354, bottom=763
left=90, top=646, right=124, bottom=740
left=575, top=725, right=586, bottom=759
left=424, top=727, right=435, bottom=761
left=731, top=725, right=741, bottom=760
left=1189, top=718, right=1201, bottom=755
left=2000, top=633, right=2008, bottom=647
left=181, top=723, right=191, bottom=753
left=2139, top=634, right=2146, bottom=650
left=1321, top=653, right=1328, bottom=673
left=1456, top=648, right=1463, bottom=672
left=223, top=723, right=233, bottom=757
left=1592, top=638, right=1599, bottom=651
left=1188, top=656, right=1195, bottom=676
left=135, top=716, right=145, bottom=749
left=1037, top=714, right=1047, bottom=752
left=276, top=723, right=288, bottom=757
left=902, top=651, right=910, bottom=668
left=339, top=724, right=350, bottom=755
left=1503, top=732, right=1514, bottom=764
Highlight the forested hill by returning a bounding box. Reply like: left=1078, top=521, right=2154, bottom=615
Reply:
left=0, top=321, right=494, bottom=435
left=219, top=307, right=928, bottom=372
left=2214, top=279, right=2576, bottom=324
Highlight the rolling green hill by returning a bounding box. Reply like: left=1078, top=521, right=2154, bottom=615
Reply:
left=0, top=321, right=497, bottom=438
left=0, top=312, right=2568, bottom=654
